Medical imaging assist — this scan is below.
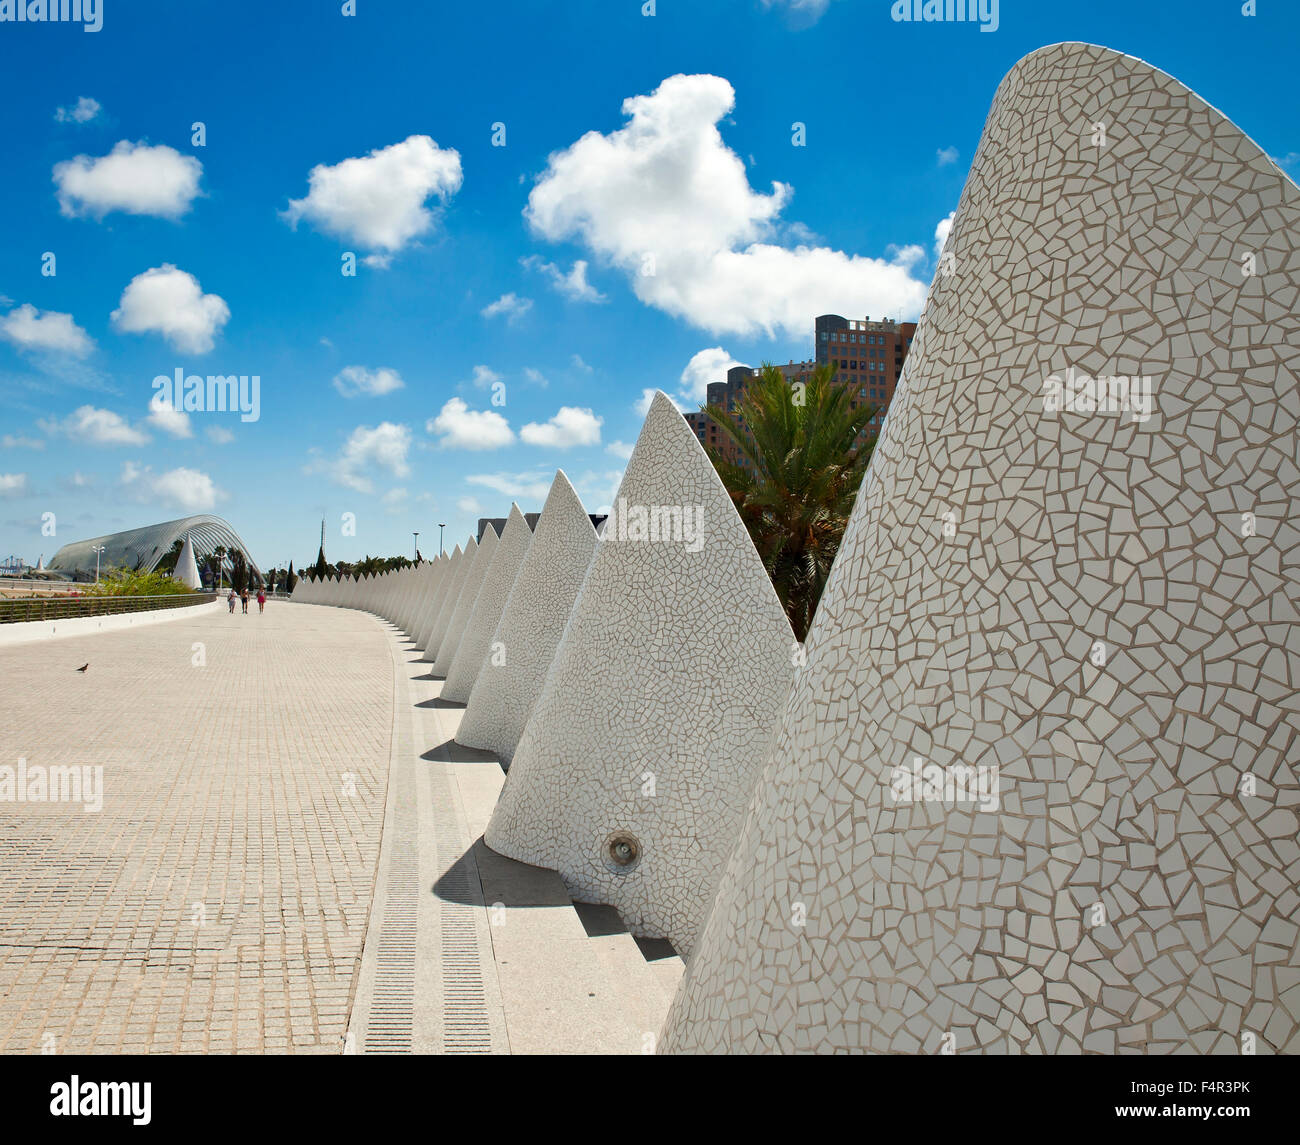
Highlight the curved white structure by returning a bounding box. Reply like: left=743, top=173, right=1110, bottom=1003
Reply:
left=457, top=471, right=598, bottom=764
left=442, top=505, right=534, bottom=704
left=486, top=392, right=796, bottom=956
left=662, top=43, right=1300, bottom=1054
left=433, top=526, right=498, bottom=676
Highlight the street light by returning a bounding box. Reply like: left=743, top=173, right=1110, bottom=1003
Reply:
left=438, top=523, right=445, bottom=556
left=413, top=531, right=420, bottom=561
left=91, top=544, right=106, bottom=583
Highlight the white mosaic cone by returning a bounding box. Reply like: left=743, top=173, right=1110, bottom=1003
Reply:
left=173, top=534, right=201, bottom=590
left=421, top=538, right=475, bottom=663
left=442, top=505, right=534, bottom=704
left=457, top=471, right=598, bottom=763
left=485, top=392, right=796, bottom=956
left=433, top=526, right=499, bottom=675
left=661, top=43, right=1300, bottom=1054
left=415, top=549, right=458, bottom=651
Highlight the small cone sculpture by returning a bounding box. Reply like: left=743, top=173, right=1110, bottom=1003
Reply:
left=661, top=43, right=1300, bottom=1054
left=416, top=548, right=460, bottom=652
left=422, top=537, right=475, bottom=663
left=442, top=505, right=534, bottom=704
left=433, top=525, right=498, bottom=676
left=486, top=392, right=796, bottom=956
left=458, top=471, right=598, bottom=763
left=173, top=534, right=201, bottom=590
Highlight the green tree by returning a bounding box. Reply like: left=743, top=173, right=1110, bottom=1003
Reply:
left=230, top=549, right=249, bottom=593
left=154, top=538, right=185, bottom=574
left=702, top=362, right=879, bottom=641
left=286, top=561, right=297, bottom=593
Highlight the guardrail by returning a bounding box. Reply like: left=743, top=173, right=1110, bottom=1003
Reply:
left=0, top=592, right=217, bottom=625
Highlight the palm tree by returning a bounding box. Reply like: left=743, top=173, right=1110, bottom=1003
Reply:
left=702, top=362, right=879, bottom=641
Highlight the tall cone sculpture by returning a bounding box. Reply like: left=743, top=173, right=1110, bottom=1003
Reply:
left=415, top=548, right=458, bottom=651
left=442, top=505, right=534, bottom=704
left=411, top=551, right=449, bottom=648
left=458, top=471, right=598, bottom=763
left=485, top=392, right=796, bottom=956
left=173, top=534, right=201, bottom=590
left=421, top=537, right=474, bottom=663
left=662, top=43, right=1300, bottom=1054
left=433, top=525, right=499, bottom=676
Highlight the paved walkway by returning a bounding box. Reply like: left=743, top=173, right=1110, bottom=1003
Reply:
left=0, top=602, right=391, bottom=1054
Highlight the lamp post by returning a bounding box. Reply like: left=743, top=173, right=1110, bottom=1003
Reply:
left=412, top=532, right=420, bottom=561
left=91, top=544, right=106, bottom=583
left=438, top=523, right=445, bottom=557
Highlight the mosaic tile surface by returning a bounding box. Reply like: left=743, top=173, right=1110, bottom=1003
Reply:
left=458, top=472, right=599, bottom=764
left=422, top=536, right=477, bottom=664
left=443, top=506, right=535, bottom=704
left=486, top=392, right=796, bottom=956
left=433, top=526, right=499, bottom=675
left=661, top=43, right=1300, bottom=1054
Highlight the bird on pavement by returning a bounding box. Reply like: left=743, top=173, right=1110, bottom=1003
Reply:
left=75, top=663, right=88, bottom=672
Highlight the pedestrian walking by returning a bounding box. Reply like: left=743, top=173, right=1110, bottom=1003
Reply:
left=227, top=589, right=237, bottom=614
left=257, top=588, right=266, bottom=614
left=240, top=588, right=249, bottom=614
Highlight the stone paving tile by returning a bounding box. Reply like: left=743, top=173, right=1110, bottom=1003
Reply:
left=0, top=603, right=391, bottom=1054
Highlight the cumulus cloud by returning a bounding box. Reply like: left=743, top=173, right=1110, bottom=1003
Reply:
left=54, top=141, right=203, bottom=220
left=282, top=135, right=463, bottom=257
left=466, top=471, right=554, bottom=502
left=0, top=473, right=27, bottom=498
left=41, top=405, right=148, bottom=446
left=470, top=365, right=502, bottom=390
left=0, top=304, right=94, bottom=358
left=206, top=426, right=234, bottom=445
left=1, top=435, right=44, bottom=450
left=936, top=145, right=959, bottom=166
left=146, top=394, right=192, bottom=439
left=111, top=264, right=229, bottom=353
left=480, top=293, right=533, bottom=324
left=571, top=354, right=593, bottom=373
left=456, top=495, right=483, bottom=515
left=521, top=256, right=607, bottom=302
left=333, top=365, right=404, bottom=398
left=678, top=346, right=742, bottom=403
left=427, top=397, right=514, bottom=450
left=520, top=406, right=603, bottom=448
left=523, top=367, right=549, bottom=388
left=935, top=210, right=955, bottom=258
left=335, top=422, right=412, bottom=493
left=526, top=74, right=927, bottom=338
left=55, top=96, right=101, bottom=124
left=606, top=440, right=634, bottom=460
left=120, top=461, right=222, bottom=512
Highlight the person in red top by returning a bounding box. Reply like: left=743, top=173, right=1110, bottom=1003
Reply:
left=257, top=588, right=267, bottom=613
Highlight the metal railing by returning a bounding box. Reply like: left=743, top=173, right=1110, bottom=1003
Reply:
left=0, top=592, right=217, bottom=625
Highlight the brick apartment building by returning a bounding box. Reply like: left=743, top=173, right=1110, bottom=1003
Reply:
left=685, top=314, right=917, bottom=466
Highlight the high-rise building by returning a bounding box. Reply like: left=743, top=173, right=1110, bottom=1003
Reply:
left=684, top=314, right=917, bottom=465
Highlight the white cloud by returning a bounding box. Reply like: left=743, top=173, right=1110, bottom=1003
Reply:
left=523, top=367, right=549, bottom=388
left=146, top=394, right=192, bottom=439
left=427, top=397, right=515, bottom=450
left=54, top=141, right=203, bottom=220
left=1, top=435, right=44, bottom=450
left=456, top=495, right=483, bottom=514
left=935, top=211, right=955, bottom=258
left=761, top=0, right=832, bottom=21
left=470, top=365, right=502, bottom=390
left=0, top=304, right=94, bottom=358
left=466, top=470, right=554, bottom=502
left=111, top=264, right=230, bottom=353
left=526, top=74, right=927, bottom=338
left=206, top=426, right=234, bottom=445
left=0, top=473, right=27, bottom=497
left=282, top=135, right=463, bottom=256
left=571, top=354, right=593, bottom=373
left=335, top=422, right=412, bottom=493
left=480, top=293, right=533, bottom=324
left=572, top=469, right=626, bottom=516
left=41, top=405, right=148, bottom=446
left=381, top=487, right=408, bottom=514
left=678, top=347, right=742, bottom=403
left=520, top=406, right=603, bottom=448
left=333, top=365, right=404, bottom=398
left=55, top=96, right=101, bottom=124
left=936, top=145, right=959, bottom=166
left=521, top=256, right=607, bottom=302
left=120, top=461, right=222, bottom=512
left=606, top=440, right=634, bottom=460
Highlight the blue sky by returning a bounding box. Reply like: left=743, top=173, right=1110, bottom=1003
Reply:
left=1, top=0, right=1296, bottom=570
